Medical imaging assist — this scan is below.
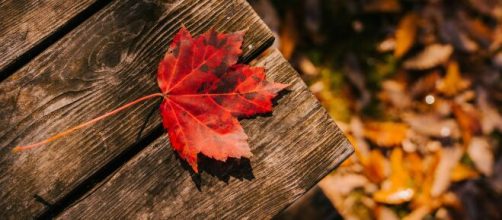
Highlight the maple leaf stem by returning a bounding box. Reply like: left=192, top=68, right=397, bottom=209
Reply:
left=12, top=93, right=164, bottom=153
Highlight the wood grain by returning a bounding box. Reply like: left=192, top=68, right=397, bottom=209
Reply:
left=0, top=0, right=273, bottom=218
left=58, top=50, right=353, bottom=219
left=0, top=0, right=99, bottom=75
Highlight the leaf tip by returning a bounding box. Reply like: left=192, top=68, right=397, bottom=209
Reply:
left=11, top=146, right=23, bottom=153
left=191, top=163, right=199, bottom=173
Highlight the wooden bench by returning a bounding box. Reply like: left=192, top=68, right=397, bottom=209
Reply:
left=0, top=0, right=353, bottom=219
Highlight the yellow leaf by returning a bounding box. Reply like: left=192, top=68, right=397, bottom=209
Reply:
left=373, top=148, right=415, bottom=204
left=395, top=13, right=419, bottom=58
left=451, top=163, right=478, bottom=182
left=437, top=61, right=470, bottom=96
left=412, top=152, right=439, bottom=208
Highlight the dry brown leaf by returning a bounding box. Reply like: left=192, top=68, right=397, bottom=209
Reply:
left=468, top=0, right=502, bottom=19
left=350, top=117, right=370, bottom=157
left=320, top=174, right=369, bottom=196
left=439, top=20, right=479, bottom=53
left=403, top=205, right=431, bottom=220
left=494, top=52, right=502, bottom=69
left=375, top=206, right=399, bottom=220
left=395, top=13, right=419, bottom=58
left=363, top=0, right=401, bottom=13
left=433, top=97, right=453, bottom=116
left=410, top=71, right=441, bottom=97
left=452, top=103, right=482, bottom=145
left=477, top=88, right=502, bottom=134
left=403, top=44, right=453, bottom=70
left=431, top=145, right=463, bottom=197
left=403, top=113, right=461, bottom=139
left=373, top=148, right=415, bottom=204
left=363, top=150, right=390, bottom=183
left=377, top=37, right=396, bottom=52
left=440, top=192, right=462, bottom=210
left=437, top=61, right=470, bottom=96
left=298, top=56, right=319, bottom=76
left=491, top=25, right=502, bottom=50
left=468, top=137, right=494, bottom=176
left=463, top=17, right=493, bottom=45
left=379, top=80, right=411, bottom=109
left=364, top=122, right=408, bottom=147
left=319, top=174, right=372, bottom=219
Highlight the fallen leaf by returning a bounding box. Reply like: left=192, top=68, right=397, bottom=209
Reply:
left=350, top=117, right=371, bottom=158
left=462, top=16, right=493, bottom=46
left=468, top=137, right=494, bottom=176
left=403, top=205, right=431, bottom=220
left=379, top=80, right=411, bottom=109
left=363, top=0, right=401, bottom=13
left=477, top=88, right=502, bottom=134
left=363, top=150, right=390, bottom=183
left=491, top=25, right=502, bottom=50
left=394, top=13, right=419, bottom=58
left=377, top=37, right=396, bottom=52
left=364, top=122, right=408, bottom=147
left=320, top=174, right=369, bottom=196
left=468, top=0, right=502, bottom=19
left=373, top=148, right=415, bottom=204
left=279, top=10, right=298, bottom=60
left=439, top=20, right=479, bottom=52
left=406, top=152, right=424, bottom=184
left=158, top=27, right=287, bottom=172
left=431, top=145, right=463, bottom=197
left=403, top=44, right=453, bottom=70
left=319, top=174, right=372, bottom=219
left=298, top=56, right=319, bottom=76
left=375, top=206, right=399, bottom=220
left=412, top=153, right=439, bottom=208
left=410, top=71, right=440, bottom=97
left=403, top=113, right=461, bottom=139
left=437, top=61, right=470, bottom=96
left=452, top=103, right=482, bottom=145
left=451, top=163, right=479, bottom=182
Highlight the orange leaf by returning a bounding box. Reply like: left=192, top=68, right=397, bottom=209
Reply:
left=395, top=13, right=419, bottom=58
left=452, top=103, right=481, bottom=145
left=451, top=163, right=478, bottom=182
left=437, top=61, right=470, bottom=96
left=279, top=10, right=297, bottom=60
left=364, top=122, right=408, bottom=147
left=373, top=148, right=415, bottom=204
left=364, top=150, right=390, bottom=183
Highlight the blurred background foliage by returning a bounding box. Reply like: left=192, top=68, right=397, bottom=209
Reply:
left=249, top=0, right=502, bottom=219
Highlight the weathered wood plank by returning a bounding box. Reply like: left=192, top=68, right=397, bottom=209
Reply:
left=57, top=50, right=353, bottom=219
left=0, top=0, right=101, bottom=76
left=0, top=0, right=273, bottom=218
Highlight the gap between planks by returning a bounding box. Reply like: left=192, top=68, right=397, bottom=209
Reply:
left=0, top=0, right=113, bottom=82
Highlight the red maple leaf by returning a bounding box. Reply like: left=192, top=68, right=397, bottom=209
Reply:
left=157, top=27, right=287, bottom=172
left=13, top=27, right=287, bottom=173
